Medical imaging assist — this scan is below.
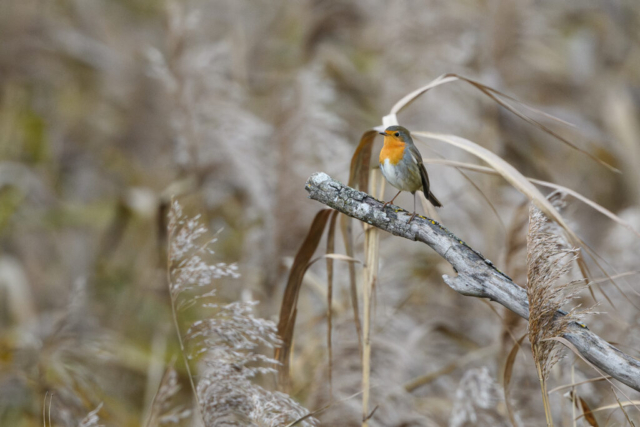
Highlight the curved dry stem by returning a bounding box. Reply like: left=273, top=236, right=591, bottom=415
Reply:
left=166, top=229, right=203, bottom=423
left=419, top=158, right=640, bottom=240
left=388, top=73, right=618, bottom=172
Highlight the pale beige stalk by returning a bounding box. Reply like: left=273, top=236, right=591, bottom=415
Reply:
left=361, top=170, right=383, bottom=427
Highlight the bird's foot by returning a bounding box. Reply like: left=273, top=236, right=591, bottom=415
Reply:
left=408, top=212, right=417, bottom=223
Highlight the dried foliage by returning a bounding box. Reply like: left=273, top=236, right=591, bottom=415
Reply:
left=2, top=0, right=640, bottom=425
left=168, top=201, right=239, bottom=299
left=275, top=209, right=334, bottom=391
left=525, top=204, right=591, bottom=425
left=145, top=366, right=191, bottom=426
left=503, top=334, right=527, bottom=427
left=168, top=201, right=317, bottom=427
left=526, top=205, right=588, bottom=381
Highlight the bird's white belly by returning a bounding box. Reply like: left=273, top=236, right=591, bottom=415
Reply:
left=380, top=159, right=421, bottom=192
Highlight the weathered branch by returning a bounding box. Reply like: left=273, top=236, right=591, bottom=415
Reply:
left=305, top=172, right=640, bottom=392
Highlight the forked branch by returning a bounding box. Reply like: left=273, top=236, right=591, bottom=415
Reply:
left=305, top=172, right=640, bottom=392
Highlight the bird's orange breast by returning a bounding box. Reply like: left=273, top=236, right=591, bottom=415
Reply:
left=379, top=137, right=406, bottom=165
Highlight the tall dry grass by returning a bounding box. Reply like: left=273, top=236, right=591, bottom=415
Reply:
left=166, top=200, right=317, bottom=426
left=525, top=203, right=590, bottom=426
left=1, top=0, right=640, bottom=426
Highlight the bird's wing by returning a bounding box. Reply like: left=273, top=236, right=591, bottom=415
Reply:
left=408, top=144, right=430, bottom=192
left=407, top=143, right=424, bottom=163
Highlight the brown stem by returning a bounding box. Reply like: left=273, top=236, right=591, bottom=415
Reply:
left=534, top=348, right=553, bottom=427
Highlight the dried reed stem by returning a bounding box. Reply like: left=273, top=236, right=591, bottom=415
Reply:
left=361, top=170, right=383, bottom=426
left=535, top=355, right=553, bottom=426
left=166, top=235, right=203, bottom=422
left=326, top=211, right=338, bottom=400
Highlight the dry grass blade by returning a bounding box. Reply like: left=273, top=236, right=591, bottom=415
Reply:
left=414, top=132, right=581, bottom=246
left=575, top=395, right=600, bottom=427
left=416, top=131, right=624, bottom=303
left=48, top=394, right=52, bottom=427
left=421, top=158, right=640, bottom=240
left=548, top=376, right=612, bottom=394
left=576, top=241, right=639, bottom=309
left=504, top=199, right=530, bottom=283
left=532, top=188, right=640, bottom=240
left=612, top=388, right=637, bottom=427
left=276, top=209, right=334, bottom=391
left=307, top=253, right=361, bottom=267
left=481, top=300, right=520, bottom=346
left=42, top=391, right=47, bottom=427
left=390, top=74, right=572, bottom=126
left=388, top=74, right=460, bottom=116
left=456, top=76, right=619, bottom=173
left=144, top=363, right=181, bottom=427
left=504, top=333, right=527, bottom=427
left=576, top=253, right=605, bottom=306
left=576, top=400, right=640, bottom=420
left=340, top=129, right=379, bottom=357
left=501, top=200, right=529, bottom=353
left=349, top=130, right=378, bottom=191
left=326, top=210, right=339, bottom=400
left=285, top=389, right=367, bottom=427
left=341, top=212, right=363, bottom=355
left=572, top=366, right=578, bottom=427
left=545, top=337, right=640, bottom=413
left=590, top=271, right=640, bottom=285
left=390, top=73, right=618, bottom=172
left=404, top=344, right=499, bottom=392
left=578, top=239, right=640, bottom=302
left=453, top=165, right=507, bottom=235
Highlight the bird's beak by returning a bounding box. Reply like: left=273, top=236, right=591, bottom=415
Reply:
left=378, top=132, right=386, bottom=136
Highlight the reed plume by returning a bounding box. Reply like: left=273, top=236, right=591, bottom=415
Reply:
left=167, top=200, right=317, bottom=426
left=525, top=203, right=590, bottom=426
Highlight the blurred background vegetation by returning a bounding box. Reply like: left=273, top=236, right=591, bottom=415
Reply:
left=1, top=0, right=640, bottom=425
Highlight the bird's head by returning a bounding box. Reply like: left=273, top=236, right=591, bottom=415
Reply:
left=379, top=125, right=412, bottom=143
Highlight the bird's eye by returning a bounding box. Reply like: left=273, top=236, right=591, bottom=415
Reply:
left=394, top=132, right=400, bottom=137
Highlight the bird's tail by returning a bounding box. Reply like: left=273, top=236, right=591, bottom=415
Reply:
left=418, top=162, right=443, bottom=207
left=426, top=191, right=443, bottom=208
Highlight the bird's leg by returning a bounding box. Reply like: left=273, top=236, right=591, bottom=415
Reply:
left=408, top=192, right=417, bottom=223
left=382, top=190, right=402, bottom=210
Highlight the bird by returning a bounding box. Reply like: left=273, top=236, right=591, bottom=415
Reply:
left=378, top=125, right=442, bottom=223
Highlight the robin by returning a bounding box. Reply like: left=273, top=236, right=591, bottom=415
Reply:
left=378, top=125, right=442, bottom=222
